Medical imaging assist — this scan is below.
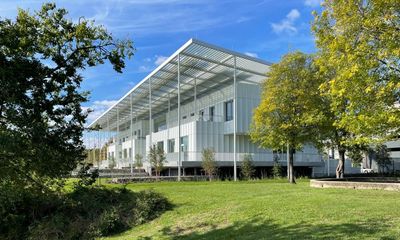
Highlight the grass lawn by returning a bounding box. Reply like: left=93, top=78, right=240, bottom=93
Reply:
left=103, top=179, right=400, bottom=240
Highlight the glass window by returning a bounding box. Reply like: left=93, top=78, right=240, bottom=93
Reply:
left=123, top=149, right=127, bottom=158
left=209, top=106, right=215, bottom=122
left=225, top=100, right=233, bottom=121
left=168, top=139, right=175, bottom=153
left=157, top=141, right=164, bottom=151
left=180, top=136, right=188, bottom=152
left=129, top=148, right=132, bottom=158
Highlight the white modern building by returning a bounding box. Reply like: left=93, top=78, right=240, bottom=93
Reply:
left=87, top=39, right=324, bottom=179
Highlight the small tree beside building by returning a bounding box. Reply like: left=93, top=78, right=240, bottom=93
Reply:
left=135, top=153, right=143, bottom=169
left=201, top=148, right=217, bottom=181
left=241, top=154, right=255, bottom=180
left=108, top=156, right=116, bottom=170
left=149, top=145, right=166, bottom=177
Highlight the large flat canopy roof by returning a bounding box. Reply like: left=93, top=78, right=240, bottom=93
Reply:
left=88, top=38, right=271, bottom=131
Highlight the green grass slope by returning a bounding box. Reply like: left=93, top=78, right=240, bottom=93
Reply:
left=103, top=180, right=400, bottom=240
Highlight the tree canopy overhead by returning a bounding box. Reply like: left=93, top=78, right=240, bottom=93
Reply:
left=0, top=3, right=134, bottom=189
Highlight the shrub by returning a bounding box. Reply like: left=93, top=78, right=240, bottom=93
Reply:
left=74, top=163, right=99, bottom=189
left=201, top=148, right=218, bottom=181
left=109, top=156, right=116, bottom=170
left=132, top=190, right=171, bottom=224
left=98, top=207, right=127, bottom=236
left=0, top=185, right=171, bottom=240
left=135, top=153, right=144, bottom=168
left=0, top=184, right=63, bottom=240
left=241, top=154, right=255, bottom=180
left=149, top=145, right=167, bottom=176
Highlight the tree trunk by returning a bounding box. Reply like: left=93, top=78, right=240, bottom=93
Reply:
left=288, top=148, right=296, bottom=184
left=336, top=149, right=345, bottom=179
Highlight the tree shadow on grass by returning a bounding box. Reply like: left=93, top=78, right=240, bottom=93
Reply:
left=138, top=217, right=395, bottom=240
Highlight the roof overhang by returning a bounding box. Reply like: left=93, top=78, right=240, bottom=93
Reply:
left=88, top=38, right=271, bottom=131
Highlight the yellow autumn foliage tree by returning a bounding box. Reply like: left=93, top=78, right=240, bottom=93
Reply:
left=313, top=0, right=400, bottom=144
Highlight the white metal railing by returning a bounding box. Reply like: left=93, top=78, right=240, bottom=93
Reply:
left=98, top=151, right=322, bottom=170
left=161, top=152, right=323, bottom=163
left=110, top=114, right=227, bottom=139
left=107, top=152, right=322, bottom=164
left=166, top=114, right=225, bottom=129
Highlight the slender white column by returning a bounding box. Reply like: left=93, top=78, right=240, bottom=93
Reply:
left=135, top=112, right=138, bottom=155
left=92, top=132, right=95, bottom=167
left=117, top=106, right=119, bottom=169
left=97, top=129, right=100, bottom=169
left=130, top=94, right=134, bottom=174
left=167, top=92, right=170, bottom=149
left=149, top=78, right=152, bottom=176
left=168, top=93, right=171, bottom=125
left=177, top=54, right=181, bottom=181
left=107, top=115, right=109, bottom=166
left=233, top=56, right=237, bottom=181
left=97, top=129, right=101, bottom=185
left=194, top=77, right=197, bottom=119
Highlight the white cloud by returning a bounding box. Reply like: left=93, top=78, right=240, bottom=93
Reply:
left=154, top=55, right=168, bottom=66
left=0, top=0, right=261, bottom=37
left=236, top=16, right=251, bottom=23
left=138, top=65, right=151, bottom=72
left=84, top=99, right=118, bottom=124
left=89, top=5, right=110, bottom=22
left=94, top=100, right=118, bottom=108
left=287, top=9, right=300, bottom=21
left=271, top=9, right=300, bottom=34
left=304, top=0, right=322, bottom=7
left=79, top=1, right=234, bottom=35
left=244, top=52, right=258, bottom=58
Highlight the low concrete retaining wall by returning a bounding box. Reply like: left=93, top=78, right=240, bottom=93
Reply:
left=310, top=178, right=400, bottom=191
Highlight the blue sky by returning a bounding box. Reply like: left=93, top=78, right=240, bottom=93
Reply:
left=1, top=0, right=322, bottom=123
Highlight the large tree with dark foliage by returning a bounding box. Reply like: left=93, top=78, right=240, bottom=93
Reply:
left=0, top=3, right=134, bottom=190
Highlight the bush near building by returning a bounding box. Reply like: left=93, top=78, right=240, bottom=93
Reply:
left=201, top=148, right=218, bottom=181
left=241, top=154, right=255, bottom=180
